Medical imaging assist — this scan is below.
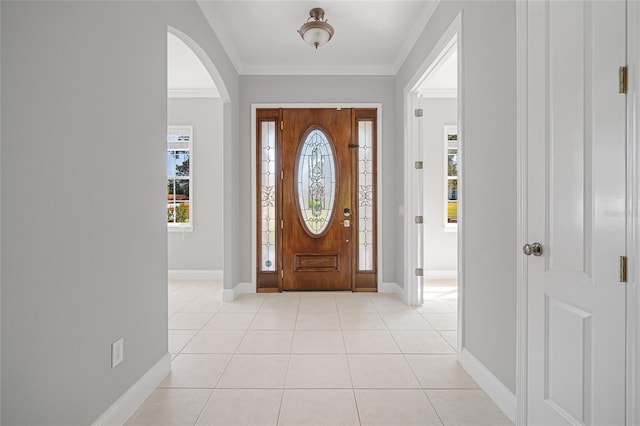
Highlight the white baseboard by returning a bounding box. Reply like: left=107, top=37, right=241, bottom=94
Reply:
left=93, top=352, right=171, bottom=426
left=222, top=282, right=253, bottom=302
left=458, top=348, right=516, bottom=423
left=168, top=269, right=222, bottom=280
left=380, top=282, right=408, bottom=303
left=424, top=270, right=458, bottom=280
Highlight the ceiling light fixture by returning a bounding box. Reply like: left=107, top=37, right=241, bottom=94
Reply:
left=297, top=8, right=334, bottom=49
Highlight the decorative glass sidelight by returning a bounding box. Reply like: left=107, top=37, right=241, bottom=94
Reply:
left=261, top=121, right=276, bottom=271
left=296, top=129, right=336, bottom=235
left=358, top=121, right=374, bottom=271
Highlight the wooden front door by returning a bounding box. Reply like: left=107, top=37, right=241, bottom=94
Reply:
left=282, top=108, right=352, bottom=290
left=256, top=107, right=378, bottom=292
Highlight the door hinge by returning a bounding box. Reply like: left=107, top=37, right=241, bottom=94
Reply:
left=280, top=121, right=283, bottom=131
left=415, top=268, right=424, bottom=277
left=281, top=170, right=284, bottom=180
left=415, top=161, right=423, bottom=169
left=415, top=215, right=423, bottom=224
left=281, top=219, right=284, bottom=230
left=619, top=66, right=628, bottom=94
left=414, top=109, right=423, bottom=118
left=281, top=270, right=284, bottom=279
left=619, top=256, right=627, bottom=283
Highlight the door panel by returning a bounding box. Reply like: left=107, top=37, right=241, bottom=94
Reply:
left=282, top=108, right=352, bottom=291
left=526, top=1, right=626, bottom=424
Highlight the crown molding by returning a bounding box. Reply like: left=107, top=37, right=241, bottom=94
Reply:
left=198, top=0, right=441, bottom=77
left=239, top=64, right=394, bottom=76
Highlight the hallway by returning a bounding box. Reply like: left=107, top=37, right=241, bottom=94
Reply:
left=126, top=280, right=512, bottom=425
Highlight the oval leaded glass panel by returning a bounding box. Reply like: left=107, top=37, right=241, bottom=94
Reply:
left=296, top=129, right=336, bottom=236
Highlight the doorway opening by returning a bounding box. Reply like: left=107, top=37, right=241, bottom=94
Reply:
left=166, top=31, right=224, bottom=280
left=417, top=37, right=459, bottom=339
left=404, top=15, right=461, bottom=346
left=166, top=28, right=229, bottom=347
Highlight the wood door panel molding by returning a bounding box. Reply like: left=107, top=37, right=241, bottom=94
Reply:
left=294, top=253, right=340, bottom=272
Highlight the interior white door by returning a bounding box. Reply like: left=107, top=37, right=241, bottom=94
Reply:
left=525, top=1, right=627, bottom=425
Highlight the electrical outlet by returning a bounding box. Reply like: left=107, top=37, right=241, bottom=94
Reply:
left=111, top=338, right=124, bottom=368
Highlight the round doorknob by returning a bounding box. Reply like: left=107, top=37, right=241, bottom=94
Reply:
left=522, top=242, right=543, bottom=256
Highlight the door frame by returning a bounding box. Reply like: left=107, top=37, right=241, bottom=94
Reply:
left=515, top=2, right=640, bottom=424
left=627, top=3, right=640, bottom=424
left=403, top=14, right=463, bottom=312
left=250, top=103, right=383, bottom=293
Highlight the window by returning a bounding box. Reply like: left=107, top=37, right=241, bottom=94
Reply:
left=444, top=125, right=458, bottom=229
left=259, top=119, right=277, bottom=271
left=167, top=126, right=192, bottom=230
left=358, top=119, right=375, bottom=271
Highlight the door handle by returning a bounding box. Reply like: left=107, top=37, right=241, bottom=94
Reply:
left=522, top=242, right=543, bottom=256
left=341, top=220, right=351, bottom=228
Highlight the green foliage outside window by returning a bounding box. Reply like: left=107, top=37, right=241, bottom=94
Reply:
left=167, top=204, right=190, bottom=223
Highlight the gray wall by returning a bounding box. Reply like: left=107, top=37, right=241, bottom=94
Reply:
left=421, top=97, right=458, bottom=272
left=397, top=1, right=517, bottom=392
left=238, top=75, right=397, bottom=284
left=168, top=97, right=224, bottom=271
left=0, top=2, right=3, bottom=420
left=0, top=2, right=239, bottom=424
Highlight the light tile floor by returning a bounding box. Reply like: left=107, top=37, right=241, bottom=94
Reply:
left=126, top=279, right=513, bottom=426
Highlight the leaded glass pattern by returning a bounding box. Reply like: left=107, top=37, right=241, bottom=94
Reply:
left=261, top=121, right=276, bottom=271
left=297, top=129, right=336, bottom=235
left=358, top=121, right=374, bottom=271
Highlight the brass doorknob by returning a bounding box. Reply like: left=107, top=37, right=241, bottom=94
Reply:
left=523, top=242, right=543, bottom=256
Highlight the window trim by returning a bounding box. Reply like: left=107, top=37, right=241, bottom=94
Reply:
left=444, top=124, right=458, bottom=231
left=167, top=125, right=193, bottom=232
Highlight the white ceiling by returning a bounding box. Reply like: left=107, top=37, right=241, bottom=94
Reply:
left=196, top=0, right=439, bottom=75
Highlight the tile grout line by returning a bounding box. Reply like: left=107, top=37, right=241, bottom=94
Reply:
left=165, top=281, right=221, bottom=425
left=161, top=284, right=478, bottom=425
left=337, top=302, right=363, bottom=426
left=168, top=285, right=224, bottom=370
left=422, top=389, right=446, bottom=426
left=276, top=296, right=302, bottom=426
left=196, top=295, right=266, bottom=421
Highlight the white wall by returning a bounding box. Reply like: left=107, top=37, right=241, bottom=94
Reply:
left=397, top=1, right=517, bottom=393
left=421, top=97, right=458, bottom=273
left=0, top=2, right=239, bottom=424
left=168, top=97, right=224, bottom=272
left=238, top=75, right=397, bottom=284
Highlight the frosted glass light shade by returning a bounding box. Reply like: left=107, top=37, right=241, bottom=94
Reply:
left=299, top=22, right=334, bottom=49
left=297, top=8, right=334, bottom=49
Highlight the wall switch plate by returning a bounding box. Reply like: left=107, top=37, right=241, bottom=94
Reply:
left=111, top=338, right=124, bottom=368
